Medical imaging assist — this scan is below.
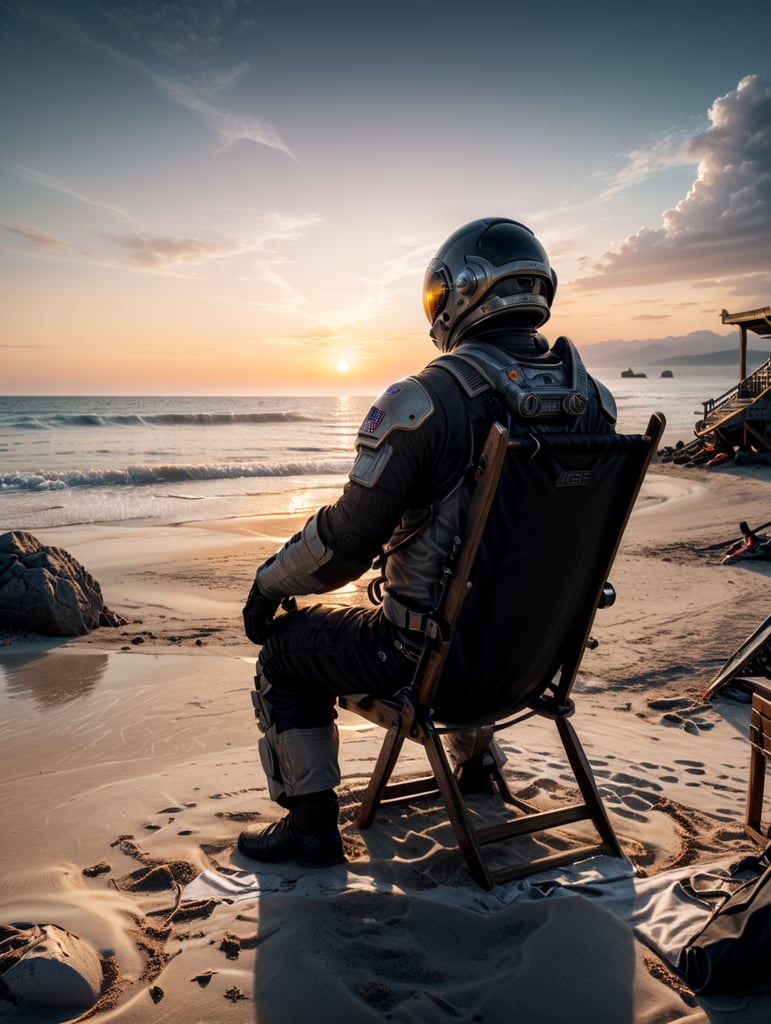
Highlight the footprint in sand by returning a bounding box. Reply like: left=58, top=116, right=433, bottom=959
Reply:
left=613, top=772, right=663, bottom=792
left=660, top=712, right=713, bottom=732
left=651, top=698, right=716, bottom=732
left=603, top=793, right=648, bottom=822
left=674, top=759, right=706, bottom=776
left=616, top=790, right=655, bottom=813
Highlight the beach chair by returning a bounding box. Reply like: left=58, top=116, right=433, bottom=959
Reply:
left=340, top=412, right=666, bottom=890
left=745, top=678, right=771, bottom=845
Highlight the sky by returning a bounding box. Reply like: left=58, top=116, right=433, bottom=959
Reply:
left=1, top=0, right=770, bottom=395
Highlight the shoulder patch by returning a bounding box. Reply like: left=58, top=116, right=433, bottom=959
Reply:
left=356, top=377, right=434, bottom=449
left=362, top=405, right=386, bottom=433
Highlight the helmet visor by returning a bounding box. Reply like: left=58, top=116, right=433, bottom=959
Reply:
left=422, top=262, right=449, bottom=323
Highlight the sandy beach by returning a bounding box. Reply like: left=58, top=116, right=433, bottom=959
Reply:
left=1, top=459, right=771, bottom=1022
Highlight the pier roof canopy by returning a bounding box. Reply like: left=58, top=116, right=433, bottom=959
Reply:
left=721, top=306, right=771, bottom=338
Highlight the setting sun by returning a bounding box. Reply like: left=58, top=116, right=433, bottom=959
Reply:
left=336, top=359, right=351, bottom=373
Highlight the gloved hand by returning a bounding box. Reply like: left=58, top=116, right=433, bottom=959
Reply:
left=242, top=577, right=281, bottom=645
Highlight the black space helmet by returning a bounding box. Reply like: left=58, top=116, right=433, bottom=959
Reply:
left=423, top=217, right=558, bottom=352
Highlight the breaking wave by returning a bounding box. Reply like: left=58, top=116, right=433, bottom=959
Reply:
left=0, top=459, right=351, bottom=492
left=9, top=411, right=312, bottom=430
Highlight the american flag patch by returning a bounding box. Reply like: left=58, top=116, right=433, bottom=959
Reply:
left=361, top=405, right=386, bottom=434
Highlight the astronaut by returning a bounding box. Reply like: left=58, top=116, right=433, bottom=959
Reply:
left=238, top=217, right=617, bottom=867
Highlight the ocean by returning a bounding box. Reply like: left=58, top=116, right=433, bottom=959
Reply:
left=0, top=365, right=742, bottom=532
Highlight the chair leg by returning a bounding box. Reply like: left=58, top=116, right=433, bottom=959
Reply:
left=490, top=763, right=517, bottom=804
left=422, top=723, right=495, bottom=890
left=745, top=742, right=768, bottom=844
left=355, top=728, right=405, bottom=829
left=556, top=716, right=623, bottom=858
left=746, top=688, right=771, bottom=844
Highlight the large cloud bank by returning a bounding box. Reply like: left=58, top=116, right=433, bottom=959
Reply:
left=579, top=76, right=771, bottom=289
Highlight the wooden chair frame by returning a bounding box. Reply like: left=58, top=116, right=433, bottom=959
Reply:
left=341, top=413, right=665, bottom=889
left=746, top=679, right=771, bottom=845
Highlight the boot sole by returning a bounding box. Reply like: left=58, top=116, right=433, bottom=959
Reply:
left=237, top=835, right=345, bottom=868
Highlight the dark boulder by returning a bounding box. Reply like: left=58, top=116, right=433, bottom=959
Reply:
left=0, top=530, right=127, bottom=636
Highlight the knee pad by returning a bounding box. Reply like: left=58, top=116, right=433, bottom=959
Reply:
left=258, top=726, right=287, bottom=803
left=250, top=663, right=274, bottom=733
left=258, top=724, right=341, bottom=804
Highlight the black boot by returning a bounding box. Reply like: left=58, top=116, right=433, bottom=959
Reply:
left=238, top=790, right=344, bottom=867
left=454, top=755, right=498, bottom=796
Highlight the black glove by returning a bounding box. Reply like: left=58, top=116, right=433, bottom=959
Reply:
left=242, top=577, right=280, bottom=645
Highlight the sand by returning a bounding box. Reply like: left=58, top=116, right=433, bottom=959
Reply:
left=1, top=459, right=770, bottom=1022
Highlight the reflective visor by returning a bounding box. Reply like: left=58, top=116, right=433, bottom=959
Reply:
left=422, top=262, right=449, bottom=322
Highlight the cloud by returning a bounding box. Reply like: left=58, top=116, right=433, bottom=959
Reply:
left=601, top=133, right=694, bottom=197
left=299, top=326, right=341, bottom=340
left=196, top=62, right=251, bottom=97
left=577, top=76, right=771, bottom=289
left=114, top=213, right=321, bottom=272
left=0, top=343, right=61, bottom=349
left=322, top=242, right=433, bottom=330
left=116, top=234, right=235, bottom=269
left=0, top=221, right=67, bottom=249
left=8, top=164, right=137, bottom=222
left=151, top=75, right=294, bottom=156
left=20, top=3, right=292, bottom=158
left=101, top=0, right=253, bottom=60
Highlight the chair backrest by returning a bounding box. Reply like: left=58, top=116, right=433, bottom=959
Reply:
left=417, top=413, right=665, bottom=726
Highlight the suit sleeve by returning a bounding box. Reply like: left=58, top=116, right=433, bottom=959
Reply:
left=256, top=377, right=452, bottom=598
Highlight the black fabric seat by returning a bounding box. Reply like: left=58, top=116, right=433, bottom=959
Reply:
left=340, top=413, right=665, bottom=889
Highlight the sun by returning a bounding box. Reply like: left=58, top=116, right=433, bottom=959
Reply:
left=336, top=358, right=351, bottom=373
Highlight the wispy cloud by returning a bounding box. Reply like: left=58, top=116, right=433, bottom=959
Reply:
left=100, top=0, right=254, bottom=60
left=0, top=221, right=67, bottom=249
left=116, top=234, right=235, bottom=269
left=196, top=62, right=251, bottom=97
left=577, top=76, right=771, bottom=289
left=151, top=75, right=294, bottom=156
left=321, top=241, right=434, bottom=330
left=246, top=263, right=310, bottom=311
left=113, top=212, right=321, bottom=273
left=9, top=164, right=138, bottom=223
left=601, top=133, right=695, bottom=199
left=20, top=2, right=292, bottom=157
left=0, top=343, right=61, bottom=349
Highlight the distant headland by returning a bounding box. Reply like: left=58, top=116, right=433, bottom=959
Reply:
left=584, top=329, right=768, bottom=368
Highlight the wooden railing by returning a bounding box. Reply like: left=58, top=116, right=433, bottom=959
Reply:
left=701, top=356, right=771, bottom=425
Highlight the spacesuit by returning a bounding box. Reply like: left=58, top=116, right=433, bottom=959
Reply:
left=239, top=218, right=617, bottom=867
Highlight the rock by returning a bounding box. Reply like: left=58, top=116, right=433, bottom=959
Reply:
left=0, top=923, right=103, bottom=1010
left=0, top=530, right=127, bottom=637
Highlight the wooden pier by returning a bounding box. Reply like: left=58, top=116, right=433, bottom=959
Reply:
left=695, top=306, right=771, bottom=454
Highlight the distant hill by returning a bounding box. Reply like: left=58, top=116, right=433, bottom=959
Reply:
left=583, top=330, right=769, bottom=368
left=652, top=349, right=770, bottom=367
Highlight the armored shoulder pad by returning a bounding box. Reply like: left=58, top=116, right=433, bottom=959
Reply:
left=356, top=378, right=434, bottom=451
